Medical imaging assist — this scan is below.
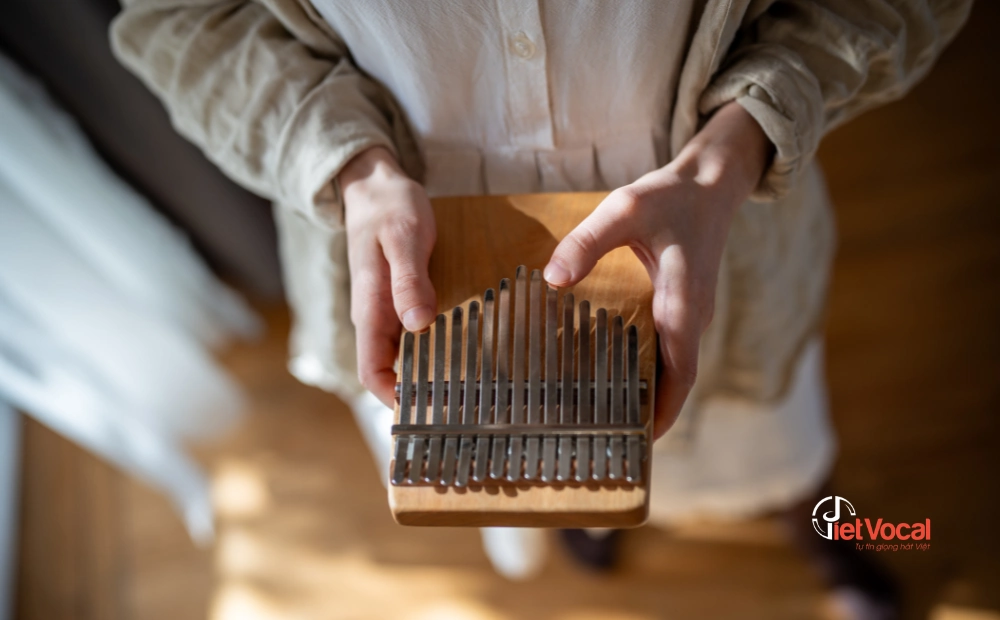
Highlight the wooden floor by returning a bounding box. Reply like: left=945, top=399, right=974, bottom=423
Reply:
left=14, top=3, right=1000, bottom=619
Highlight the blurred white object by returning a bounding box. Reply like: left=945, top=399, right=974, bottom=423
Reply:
left=0, top=51, right=260, bottom=546
left=478, top=528, right=547, bottom=581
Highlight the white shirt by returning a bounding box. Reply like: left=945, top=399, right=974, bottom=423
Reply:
left=310, top=1, right=692, bottom=196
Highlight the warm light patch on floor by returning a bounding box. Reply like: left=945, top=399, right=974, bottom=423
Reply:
left=930, top=606, right=1000, bottom=620
left=212, top=459, right=271, bottom=519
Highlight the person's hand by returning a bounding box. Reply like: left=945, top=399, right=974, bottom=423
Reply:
left=341, top=146, right=437, bottom=406
left=543, top=102, right=773, bottom=440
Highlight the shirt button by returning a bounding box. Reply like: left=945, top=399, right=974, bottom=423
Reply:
left=509, top=32, right=536, bottom=59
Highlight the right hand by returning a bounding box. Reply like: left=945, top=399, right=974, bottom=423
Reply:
left=340, top=146, right=437, bottom=406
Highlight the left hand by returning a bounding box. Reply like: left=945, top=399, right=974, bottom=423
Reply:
left=543, top=102, right=773, bottom=440
left=340, top=146, right=438, bottom=406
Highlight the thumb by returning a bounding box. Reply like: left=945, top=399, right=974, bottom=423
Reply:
left=380, top=223, right=437, bottom=332
left=544, top=190, right=638, bottom=287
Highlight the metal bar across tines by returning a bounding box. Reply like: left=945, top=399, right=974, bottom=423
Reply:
left=407, top=330, right=430, bottom=484
left=508, top=266, right=527, bottom=482
left=424, top=315, right=446, bottom=482
left=440, top=307, right=462, bottom=485
left=391, top=332, right=415, bottom=485
left=473, top=290, right=495, bottom=482
left=557, top=293, right=574, bottom=481
left=391, top=266, right=648, bottom=489
left=525, top=270, right=542, bottom=479
left=491, top=279, right=511, bottom=480
left=393, top=424, right=645, bottom=436
left=456, top=301, right=479, bottom=487
left=395, top=381, right=647, bottom=406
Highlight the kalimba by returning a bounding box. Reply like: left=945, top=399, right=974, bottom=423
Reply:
left=388, top=193, right=656, bottom=527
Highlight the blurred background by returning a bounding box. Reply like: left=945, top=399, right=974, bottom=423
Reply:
left=1, top=1, right=998, bottom=619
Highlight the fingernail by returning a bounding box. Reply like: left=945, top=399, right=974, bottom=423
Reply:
left=543, top=261, right=570, bottom=286
left=402, top=306, right=434, bottom=331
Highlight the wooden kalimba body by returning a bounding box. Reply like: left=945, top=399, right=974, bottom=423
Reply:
left=388, top=193, right=656, bottom=527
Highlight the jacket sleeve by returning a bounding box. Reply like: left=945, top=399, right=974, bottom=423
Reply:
left=700, top=0, right=971, bottom=200
left=110, top=0, right=401, bottom=229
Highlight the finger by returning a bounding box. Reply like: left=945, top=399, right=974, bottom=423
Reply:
left=544, top=189, right=640, bottom=287
left=380, top=219, right=437, bottom=331
left=350, top=243, right=404, bottom=406
left=356, top=322, right=401, bottom=407
left=653, top=356, right=695, bottom=440
left=650, top=286, right=702, bottom=440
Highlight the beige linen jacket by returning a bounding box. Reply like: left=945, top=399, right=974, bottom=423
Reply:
left=110, top=0, right=970, bottom=405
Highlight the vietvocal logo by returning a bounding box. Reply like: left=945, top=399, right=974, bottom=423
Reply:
left=811, top=496, right=931, bottom=549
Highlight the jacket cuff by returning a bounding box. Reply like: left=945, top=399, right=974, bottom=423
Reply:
left=275, top=61, right=399, bottom=231
left=699, top=45, right=823, bottom=202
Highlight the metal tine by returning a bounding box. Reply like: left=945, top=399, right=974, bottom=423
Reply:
left=508, top=266, right=527, bottom=482
left=557, top=293, right=575, bottom=481
left=424, top=315, right=447, bottom=483
left=407, top=330, right=431, bottom=484
left=391, top=332, right=415, bottom=485
left=541, top=283, right=559, bottom=482
left=626, top=325, right=642, bottom=483
left=609, top=316, right=625, bottom=481
left=456, top=301, right=479, bottom=486
left=440, top=307, right=462, bottom=485
left=491, top=279, right=511, bottom=480
left=473, top=289, right=495, bottom=482
left=575, top=301, right=591, bottom=482
left=593, top=309, right=608, bottom=480
left=525, top=270, right=543, bottom=479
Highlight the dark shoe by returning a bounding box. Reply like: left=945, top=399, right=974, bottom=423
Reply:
left=808, top=537, right=901, bottom=619
left=558, top=528, right=622, bottom=571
